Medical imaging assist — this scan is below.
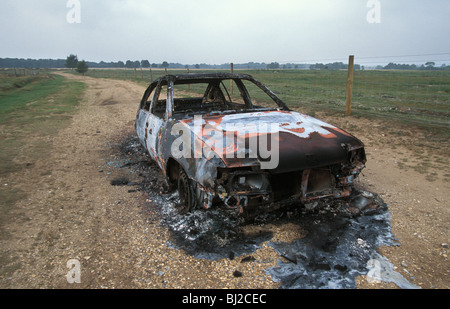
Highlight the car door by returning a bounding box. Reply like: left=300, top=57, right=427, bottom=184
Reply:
left=136, top=83, right=156, bottom=149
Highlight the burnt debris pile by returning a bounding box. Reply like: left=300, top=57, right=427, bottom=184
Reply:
left=266, top=199, right=396, bottom=289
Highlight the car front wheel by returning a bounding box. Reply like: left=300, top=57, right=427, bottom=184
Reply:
left=176, top=168, right=194, bottom=214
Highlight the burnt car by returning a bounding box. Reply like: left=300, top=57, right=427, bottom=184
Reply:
left=136, top=73, right=366, bottom=218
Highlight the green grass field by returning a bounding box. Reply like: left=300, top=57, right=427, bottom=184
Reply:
left=80, top=68, right=450, bottom=129
left=0, top=73, right=85, bottom=170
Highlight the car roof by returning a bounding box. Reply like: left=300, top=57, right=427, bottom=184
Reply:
left=153, top=72, right=255, bottom=84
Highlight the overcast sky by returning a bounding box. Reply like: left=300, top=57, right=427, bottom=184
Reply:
left=1, top=0, right=449, bottom=66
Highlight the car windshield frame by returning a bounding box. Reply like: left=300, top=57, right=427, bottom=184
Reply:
left=162, top=74, right=290, bottom=119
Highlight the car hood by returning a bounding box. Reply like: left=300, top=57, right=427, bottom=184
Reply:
left=179, top=110, right=364, bottom=172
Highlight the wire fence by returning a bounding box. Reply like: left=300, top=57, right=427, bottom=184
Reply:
left=247, top=69, right=450, bottom=129
left=1, top=67, right=449, bottom=128
left=76, top=67, right=450, bottom=128
left=352, top=70, right=450, bottom=128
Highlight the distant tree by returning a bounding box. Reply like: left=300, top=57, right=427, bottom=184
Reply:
left=195, top=64, right=200, bottom=69
left=76, top=60, right=89, bottom=75
left=141, top=60, right=150, bottom=68
left=425, top=62, right=435, bottom=70
left=384, top=62, right=420, bottom=70
left=310, top=63, right=325, bottom=70
left=161, top=61, right=169, bottom=68
left=267, top=62, right=280, bottom=69
left=125, top=60, right=134, bottom=68
left=65, top=54, right=78, bottom=71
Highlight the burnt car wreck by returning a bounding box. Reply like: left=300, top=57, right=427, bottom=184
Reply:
left=136, top=73, right=366, bottom=218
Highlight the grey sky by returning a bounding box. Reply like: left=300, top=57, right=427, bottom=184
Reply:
left=1, top=0, right=449, bottom=66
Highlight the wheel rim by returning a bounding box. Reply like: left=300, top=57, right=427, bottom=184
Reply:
left=177, top=169, right=192, bottom=214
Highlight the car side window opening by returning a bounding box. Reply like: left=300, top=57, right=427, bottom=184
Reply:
left=151, top=82, right=168, bottom=119
left=143, top=86, right=156, bottom=111
left=139, top=83, right=157, bottom=112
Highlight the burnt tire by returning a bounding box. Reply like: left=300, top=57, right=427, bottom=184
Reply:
left=176, top=168, right=194, bottom=214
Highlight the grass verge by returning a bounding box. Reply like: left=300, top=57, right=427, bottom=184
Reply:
left=0, top=73, right=85, bottom=231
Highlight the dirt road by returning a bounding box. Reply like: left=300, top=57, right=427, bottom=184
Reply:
left=0, top=73, right=448, bottom=289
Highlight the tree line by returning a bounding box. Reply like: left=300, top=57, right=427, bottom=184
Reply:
left=375, top=62, right=450, bottom=70
left=0, top=57, right=301, bottom=70
left=2, top=56, right=450, bottom=71
left=309, top=62, right=361, bottom=70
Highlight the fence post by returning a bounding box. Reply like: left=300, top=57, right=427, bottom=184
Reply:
left=230, top=63, right=234, bottom=95
left=150, top=68, right=153, bottom=81
left=345, top=55, right=354, bottom=116
left=187, top=68, right=190, bottom=91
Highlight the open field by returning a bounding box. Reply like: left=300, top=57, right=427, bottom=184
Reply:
left=0, top=72, right=448, bottom=290
left=77, top=68, right=450, bottom=131
left=0, top=74, right=85, bottom=175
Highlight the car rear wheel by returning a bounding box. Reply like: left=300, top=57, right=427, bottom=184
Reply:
left=177, top=168, right=194, bottom=214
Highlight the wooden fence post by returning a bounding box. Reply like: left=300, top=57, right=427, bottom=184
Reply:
left=187, top=68, right=190, bottom=91
left=230, top=63, right=234, bottom=95
left=150, top=69, right=153, bottom=81
left=345, top=55, right=354, bottom=116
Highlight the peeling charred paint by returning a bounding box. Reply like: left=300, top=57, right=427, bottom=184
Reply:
left=136, top=73, right=367, bottom=218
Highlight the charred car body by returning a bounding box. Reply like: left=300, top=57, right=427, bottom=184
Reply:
left=136, top=73, right=366, bottom=217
